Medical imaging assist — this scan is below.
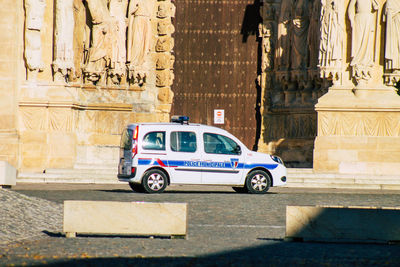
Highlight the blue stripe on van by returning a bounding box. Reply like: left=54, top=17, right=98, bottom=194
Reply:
left=138, top=158, right=278, bottom=170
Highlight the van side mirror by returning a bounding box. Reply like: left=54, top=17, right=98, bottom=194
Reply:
left=234, top=145, right=241, bottom=155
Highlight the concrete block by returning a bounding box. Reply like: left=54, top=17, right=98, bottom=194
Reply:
left=64, top=201, right=187, bottom=238
left=0, top=161, right=16, bottom=186
left=286, top=206, right=400, bottom=243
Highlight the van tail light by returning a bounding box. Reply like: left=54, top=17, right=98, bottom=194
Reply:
left=132, top=126, right=139, bottom=157
left=133, top=125, right=139, bottom=140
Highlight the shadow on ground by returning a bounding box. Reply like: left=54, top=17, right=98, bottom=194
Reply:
left=98, top=189, right=278, bottom=195
left=20, top=240, right=400, bottom=267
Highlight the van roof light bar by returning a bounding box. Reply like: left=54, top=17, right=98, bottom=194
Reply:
left=171, top=115, right=189, bottom=124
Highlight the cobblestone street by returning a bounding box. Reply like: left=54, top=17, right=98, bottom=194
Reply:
left=1, top=184, right=400, bottom=266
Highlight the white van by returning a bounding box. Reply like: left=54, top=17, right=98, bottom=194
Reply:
left=118, top=116, right=287, bottom=194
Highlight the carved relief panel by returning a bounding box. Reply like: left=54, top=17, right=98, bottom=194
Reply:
left=23, top=0, right=175, bottom=91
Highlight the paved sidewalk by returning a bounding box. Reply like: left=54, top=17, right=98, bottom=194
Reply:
left=0, top=188, right=62, bottom=247
left=1, top=184, right=400, bottom=266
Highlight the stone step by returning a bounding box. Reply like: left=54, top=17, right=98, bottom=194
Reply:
left=73, top=163, right=118, bottom=170
left=286, top=182, right=400, bottom=190
left=287, top=177, right=400, bottom=185
left=17, top=176, right=122, bottom=184
left=16, top=168, right=400, bottom=189
left=44, top=168, right=117, bottom=175
left=18, top=168, right=120, bottom=184
left=287, top=168, right=400, bottom=189
left=287, top=168, right=314, bottom=174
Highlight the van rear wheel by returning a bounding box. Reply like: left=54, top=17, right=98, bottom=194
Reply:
left=129, top=182, right=144, bottom=193
left=142, top=169, right=167, bottom=193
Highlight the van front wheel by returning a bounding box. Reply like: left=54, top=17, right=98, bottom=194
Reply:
left=245, top=170, right=271, bottom=194
left=142, top=169, right=167, bottom=193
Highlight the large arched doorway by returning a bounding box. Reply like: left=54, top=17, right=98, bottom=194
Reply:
left=172, top=0, right=262, bottom=149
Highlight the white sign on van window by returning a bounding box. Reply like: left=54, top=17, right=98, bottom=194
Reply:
left=214, top=109, right=224, bottom=124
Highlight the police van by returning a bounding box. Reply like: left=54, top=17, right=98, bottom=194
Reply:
left=118, top=116, right=287, bottom=194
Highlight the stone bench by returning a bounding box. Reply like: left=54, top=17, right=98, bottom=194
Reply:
left=63, top=200, right=187, bottom=238
left=286, top=205, right=400, bottom=243
left=0, top=161, right=16, bottom=188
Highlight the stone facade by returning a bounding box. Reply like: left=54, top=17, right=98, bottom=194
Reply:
left=0, top=0, right=175, bottom=174
left=257, top=0, right=323, bottom=167
left=258, top=0, right=400, bottom=175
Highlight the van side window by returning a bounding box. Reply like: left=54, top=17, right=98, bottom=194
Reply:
left=170, top=131, right=197, bottom=153
left=203, top=133, right=241, bottom=155
left=142, top=132, right=165, bottom=150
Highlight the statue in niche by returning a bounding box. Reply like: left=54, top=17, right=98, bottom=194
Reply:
left=291, top=0, right=310, bottom=71
left=24, top=0, right=46, bottom=79
left=83, top=0, right=114, bottom=84
left=348, top=0, right=379, bottom=85
left=307, top=0, right=322, bottom=70
left=275, top=0, right=293, bottom=71
left=318, top=0, right=344, bottom=83
left=384, top=0, right=400, bottom=74
left=53, top=0, right=75, bottom=82
left=73, top=0, right=88, bottom=80
left=109, top=0, right=128, bottom=85
left=127, top=0, right=155, bottom=85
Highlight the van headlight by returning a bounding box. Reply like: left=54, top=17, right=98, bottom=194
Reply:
left=270, top=155, right=284, bottom=165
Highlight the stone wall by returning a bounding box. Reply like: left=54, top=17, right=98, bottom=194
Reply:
left=258, top=0, right=400, bottom=175
left=0, top=0, right=21, bottom=167
left=0, top=0, right=175, bottom=173
left=257, top=0, right=323, bottom=167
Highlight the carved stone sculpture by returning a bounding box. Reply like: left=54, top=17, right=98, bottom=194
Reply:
left=319, top=0, right=344, bottom=83
left=157, top=2, right=169, bottom=19
left=384, top=0, right=400, bottom=74
left=72, top=0, right=89, bottom=80
left=109, top=0, right=128, bottom=84
left=24, top=0, right=46, bottom=78
left=307, top=0, right=322, bottom=70
left=348, top=0, right=379, bottom=85
left=127, top=0, right=155, bottom=85
left=275, top=0, right=293, bottom=71
left=291, top=0, right=310, bottom=71
left=53, top=0, right=75, bottom=82
left=83, top=0, right=114, bottom=84
left=259, top=23, right=274, bottom=71
left=157, top=20, right=169, bottom=36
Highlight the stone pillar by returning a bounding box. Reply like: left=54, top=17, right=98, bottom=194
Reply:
left=313, top=0, right=400, bottom=176
left=154, top=0, right=175, bottom=117
left=314, top=87, right=400, bottom=175
left=0, top=0, right=22, bottom=167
